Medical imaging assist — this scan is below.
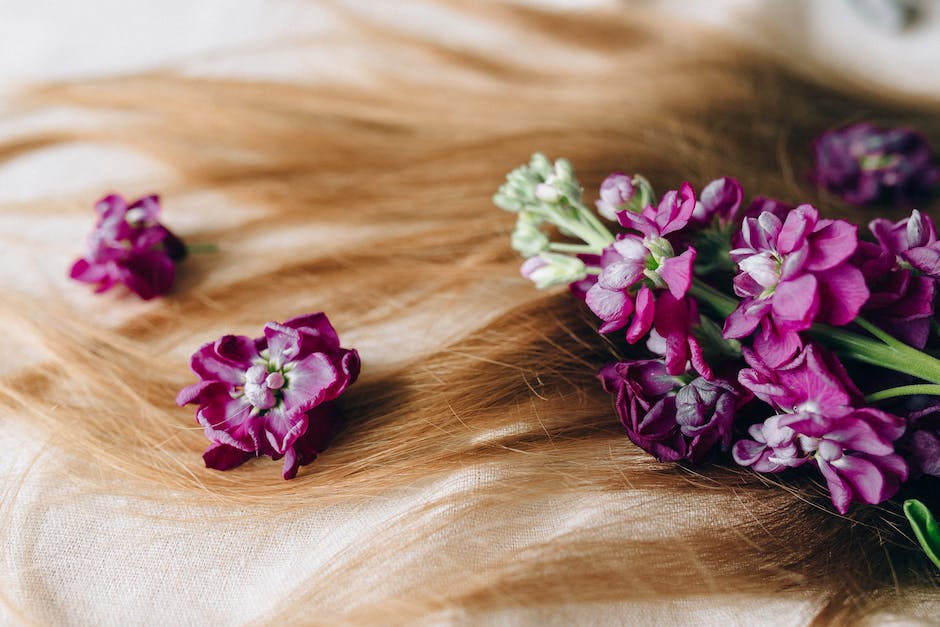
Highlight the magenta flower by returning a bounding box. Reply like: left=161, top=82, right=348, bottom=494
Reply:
left=812, top=123, right=940, bottom=207
left=585, top=183, right=699, bottom=373
left=734, top=344, right=908, bottom=514
left=852, top=241, right=936, bottom=348
left=870, top=209, right=940, bottom=279
left=176, top=313, right=360, bottom=479
left=724, top=204, right=869, bottom=366
left=599, top=360, right=744, bottom=464
left=69, top=194, right=187, bottom=300
left=690, top=177, right=743, bottom=227
left=739, top=196, right=792, bottom=224
left=649, top=292, right=712, bottom=379
left=596, top=173, right=638, bottom=221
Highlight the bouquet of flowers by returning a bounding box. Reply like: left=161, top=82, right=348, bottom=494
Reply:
left=494, top=139, right=940, bottom=568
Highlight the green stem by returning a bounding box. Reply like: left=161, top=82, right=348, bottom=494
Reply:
left=688, top=279, right=940, bottom=385
left=866, top=384, right=940, bottom=403
left=584, top=267, right=601, bottom=276
left=854, top=316, right=907, bottom=350
left=817, top=327, right=940, bottom=385
left=546, top=205, right=610, bottom=250
left=548, top=242, right=601, bottom=254
left=571, top=199, right=616, bottom=245
left=688, top=281, right=737, bottom=318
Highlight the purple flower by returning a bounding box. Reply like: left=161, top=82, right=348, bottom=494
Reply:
left=585, top=184, right=698, bottom=371
left=870, top=209, right=940, bottom=279
left=649, top=292, right=712, bottom=379
left=852, top=241, right=935, bottom=348
left=674, top=376, right=748, bottom=464
left=70, top=194, right=187, bottom=300
left=813, top=123, right=940, bottom=206
left=899, top=403, right=940, bottom=478
left=176, top=313, right=360, bottom=479
left=739, top=196, right=792, bottom=223
left=724, top=204, right=869, bottom=366
left=690, top=177, right=743, bottom=227
left=599, top=360, right=744, bottom=464
left=734, top=344, right=908, bottom=514
left=596, top=173, right=636, bottom=221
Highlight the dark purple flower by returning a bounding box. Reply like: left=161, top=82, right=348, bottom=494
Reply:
left=176, top=313, right=360, bottom=479
left=585, top=184, right=698, bottom=368
left=812, top=123, right=940, bottom=207
left=852, top=240, right=935, bottom=348
left=599, top=360, right=686, bottom=462
left=724, top=205, right=869, bottom=366
left=734, top=344, right=908, bottom=514
left=599, top=360, right=744, bottom=464
left=870, top=209, right=940, bottom=279
left=899, top=402, right=940, bottom=478
left=674, top=376, right=748, bottom=464
left=69, top=194, right=187, bottom=300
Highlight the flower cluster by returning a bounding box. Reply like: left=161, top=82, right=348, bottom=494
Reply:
left=70, top=194, right=187, bottom=300
left=177, top=313, right=360, bottom=479
left=813, top=123, right=939, bottom=207
left=495, top=140, right=940, bottom=524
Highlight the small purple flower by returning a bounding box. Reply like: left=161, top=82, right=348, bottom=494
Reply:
left=70, top=194, right=187, bottom=300
left=585, top=183, right=698, bottom=371
left=650, top=292, right=712, bottom=379
left=599, top=360, right=744, bottom=464
left=596, top=173, right=636, bottom=221
left=852, top=241, right=935, bottom=348
left=739, top=196, right=792, bottom=224
left=724, top=205, right=869, bottom=366
left=870, top=209, right=940, bottom=279
left=899, top=402, right=940, bottom=478
left=674, top=376, right=748, bottom=464
left=734, top=344, right=908, bottom=514
left=690, top=177, right=743, bottom=227
left=176, top=313, right=360, bottom=479
left=813, top=122, right=940, bottom=207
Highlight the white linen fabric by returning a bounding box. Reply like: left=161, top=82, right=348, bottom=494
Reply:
left=1, top=1, right=939, bottom=625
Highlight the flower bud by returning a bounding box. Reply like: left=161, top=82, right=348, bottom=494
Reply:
left=535, top=182, right=560, bottom=203
left=595, top=173, right=654, bottom=221
left=520, top=253, right=587, bottom=289
left=907, top=209, right=930, bottom=248
left=511, top=212, right=549, bottom=257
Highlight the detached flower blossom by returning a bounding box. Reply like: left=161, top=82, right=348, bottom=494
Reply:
left=733, top=345, right=908, bottom=514
left=724, top=204, right=869, bottom=366
left=585, top=183, right=699, bottom=373
left=70, top=194, right=187, bottom=300
left=599, top=360, right=744, bottom=464
left=813, top=123, right=940, bottom=207
left=177, top=313, right=360, bottom=479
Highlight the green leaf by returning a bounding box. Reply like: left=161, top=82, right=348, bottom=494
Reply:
left=904, top=499, right=940, bottom=570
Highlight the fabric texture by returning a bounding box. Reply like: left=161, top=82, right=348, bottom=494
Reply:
left=1, top=1, right=939, bottom=624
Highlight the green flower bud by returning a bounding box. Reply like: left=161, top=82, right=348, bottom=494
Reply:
left=521, top=252, right=587, bottom=289
left=511, top=213, right=550, bottom=257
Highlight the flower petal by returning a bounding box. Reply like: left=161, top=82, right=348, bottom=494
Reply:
left=203, top=442, right=253, bottom=471
left=659, top=248, right=696, bottom=299
left=771, top=274, right=819, bottom=330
